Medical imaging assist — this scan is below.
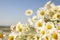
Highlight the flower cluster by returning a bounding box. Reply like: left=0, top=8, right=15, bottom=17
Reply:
left=7, top=1, right=60, bottom=40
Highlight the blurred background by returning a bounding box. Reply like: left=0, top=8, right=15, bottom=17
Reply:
left=0, top=0, right=60, bottom=32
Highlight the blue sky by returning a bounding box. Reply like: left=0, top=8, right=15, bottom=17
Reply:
left=0, top=0, right=60, bottom=26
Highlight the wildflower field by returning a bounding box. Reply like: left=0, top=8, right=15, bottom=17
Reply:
left=0, top=1, right=60, bottom=40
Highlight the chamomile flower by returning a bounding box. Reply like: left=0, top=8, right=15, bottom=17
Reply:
left=52, top=13, right=60, bottom=20
left=28, top=16, right=37, bottom=25
left=56, top=23, right=60, bottom=30
left=35, top=29, right=40, bottom=34
left=16, top=22, right=23, bottom=33
left=40, top=28, right=46, bottom=36
left=8, top=32, right=17, bottom=40
left=10, top=25, right=16, bottom=31
left=0, top=31, right=3, bottom=39
left=42, top=34, right=51, bottom=40
left=56, top=6, right=60, bottom=12
left=23, top=24, right=30, bottom=32
left=32, top=16, right=37, bottom=22
left=28, top=18, right=34, bottom=25
left=35, top=19, right=45, bottom=30
left=48, top=9, right=55, bottom=17
left=8, top=35, right=14, bottom=40
left=45, top=22, right=55, bottom=33
left=25, top=9, right=33, bottom=16
left=25, top=27, right=30, bottom=32
left=51, top=31, right=58, bottom=40
left=37, top=8, right=46, bottom=19
left=45, top=1, right=51, bottom=9
left=34, top=34, right=41, bottom=40
left=0, top=33, right=3, bottom=39
left=56, top=22, right=60, bottom=34
left=27, top=34, right=34, bottom=40
left=56, top=26, right=60, bottom=31
left=57, top=13, right=60, bottom=19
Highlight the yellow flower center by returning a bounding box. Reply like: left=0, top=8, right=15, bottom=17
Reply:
left=57, top=14, right=60, bottom=18
left=0, top=33, right=3, bottom=38
left=8, top=36, right=14, bottom=40
left=41, top=30, right=45, bottom=35
left=27, top=11, right=31, bottom=14
left=40, top=10, right=45, bottom=16
left=26, top=27, right=29, bottom=32
left=52, top=32, right=58, bottom=39
left=18, top=25, right=22, bottom=32
left=37, top=36, right=40, bottom=40
left=37, top=22, right=43, bottom=27
left=45, top=36, right=48, bottom=40
left=57, top=26, right=60, bottom=30
left=29, top=35, right=33, bottom=39
left=46, top=24, right=52, bottom=30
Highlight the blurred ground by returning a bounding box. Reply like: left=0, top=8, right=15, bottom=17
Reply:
left=0, top=26, right=11, bottom=33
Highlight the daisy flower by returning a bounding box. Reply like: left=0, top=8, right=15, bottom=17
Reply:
left=57, top=26, right=60, bottom=30
left=8, top=32, right=17, bottom=40
left=45, top=22, right=55, bottom=34
left=37, top=8, right=47, bottom=19
left=10, top=25, right=16, bottom=31
left=56, top=13, right=60, bottom=19
left=23, top=24, right=30, bottom=32
left=40, top=28, right=47, bottom=36
left=28, top=18, right=34, bottom=25
left=45, top=1, right=51, bottom=10
left=8, top=35, right=14, bottom=40
left=34, top=34, right=41, bottom=40
left=56, top=22, right=60, bottom=34
left=25, top=9, right=33, bottom=16
left=42, top=34, right=51, bottom=40
left=51, top=31, right=58, bottom=40
left=35, top=19, right=45, bottom=30
left=28, top=16, right=37, bottom=25
left=16, top=22, right=24, bottom=33
left=52, top=13, right=60, bottom=20
left=56, top=25, right=60, bottom=31
left=27, top=34, right=34, bottom=40
left=56, top=6, right=60, bottom=12
left=25, top=26, right=30, bottom=32
left=0, top=31, right=3, bottom=39
left=32, top=16, right=37, bottom=22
